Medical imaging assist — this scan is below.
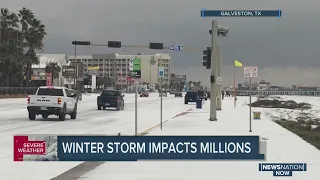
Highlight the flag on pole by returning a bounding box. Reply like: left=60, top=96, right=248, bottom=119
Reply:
left=233, top=60, right=242, bottom=108
left=234, top=60, right=243, bottom=67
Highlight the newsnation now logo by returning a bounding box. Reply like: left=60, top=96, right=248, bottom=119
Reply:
left=259, top=163, right=307, bottom=177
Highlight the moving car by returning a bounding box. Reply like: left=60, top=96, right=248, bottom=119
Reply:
left=198, top=90, right=207, bottom=100
left=70, top=89, right=82, bottom=102
left=175, top=92, right=183, bottom=97
left=140, top=91, right=149, bottom=97
left=97, top=90, right=124, bottom=110
left=184, top=91, right=198, bottom=104
left=27, top=86, right=78, bottom=121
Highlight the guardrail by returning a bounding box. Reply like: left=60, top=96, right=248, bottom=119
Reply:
left=236, top=90, right=320, bottom=97
left=0, top=87, right=38, bottom=95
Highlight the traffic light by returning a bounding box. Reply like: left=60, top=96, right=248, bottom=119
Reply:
left=203, top=47, right=211, bottom=69
left=72, top=41, right=91, bottom=45
left=108, top=41, right=121, bottom=48
left=149, top=42, right=163, bottom=50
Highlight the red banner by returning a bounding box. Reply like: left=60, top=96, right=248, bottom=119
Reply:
left=46, top=72, right=52, bottom=86
left=13, top=136, right=46, bottom=161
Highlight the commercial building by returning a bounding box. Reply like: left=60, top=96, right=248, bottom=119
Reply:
left=69, top=53, right=171, bottom=85
left=31, top=54, right=69, bottom=87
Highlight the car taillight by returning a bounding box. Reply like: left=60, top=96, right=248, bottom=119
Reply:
left=27, top=96, right=30, bottom=104
left=117, top=97, right=120, bottom=102
left=58, top=98, right=62, bottom=104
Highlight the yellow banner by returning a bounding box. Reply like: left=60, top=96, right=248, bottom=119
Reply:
left=88, top=66, right=99, bottom=70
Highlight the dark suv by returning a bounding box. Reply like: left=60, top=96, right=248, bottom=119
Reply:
left=184, top=92, right=197, bottom=104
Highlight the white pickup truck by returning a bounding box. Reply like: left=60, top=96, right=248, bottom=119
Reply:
left=27, top=86, right=78, bottom=121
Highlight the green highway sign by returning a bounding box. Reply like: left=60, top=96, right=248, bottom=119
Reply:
left=130, top=57, right=141, bottom=78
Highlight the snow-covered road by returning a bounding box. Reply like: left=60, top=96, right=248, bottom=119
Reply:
left=0, top=93, right=192, bottom=180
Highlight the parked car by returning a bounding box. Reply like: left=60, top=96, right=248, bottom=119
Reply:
left=175, top=92, right=183, bottom=97
left=97, top=90, right=125, bottom=110
left=140, top=91, right=149, bottom=97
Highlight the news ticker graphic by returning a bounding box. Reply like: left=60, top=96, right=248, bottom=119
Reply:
left=14, top=135, right=267, bottom=161
left=259, top=163, right=307, bottom=177
left=201, top=10, right=282, bottom=17
left=14, top=135, right=58, bottom=161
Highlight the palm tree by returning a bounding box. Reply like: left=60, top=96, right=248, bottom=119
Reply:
left=45, top=62, right=61, bottom=84
left=19, top=7, right=46, bottom=87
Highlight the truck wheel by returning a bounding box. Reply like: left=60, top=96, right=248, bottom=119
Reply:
left=70, top=111, right=77, bottom=119
left=59, top=112, right=66, bottom=121
left=29, top=112, right=36, bottom=120
left=42, top=114, right=48, bottom=119
left=98, top=105, right=102, bottom=110
left=59, top=107, right=66, bottom=121
left=70, top=106, right=77, bottom=119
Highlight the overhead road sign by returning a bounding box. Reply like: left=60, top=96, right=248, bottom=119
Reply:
left=169, top=45, right=183, bottom=51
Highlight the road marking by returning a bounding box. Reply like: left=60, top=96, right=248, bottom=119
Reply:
left=51, top=108, right=193, bottom=180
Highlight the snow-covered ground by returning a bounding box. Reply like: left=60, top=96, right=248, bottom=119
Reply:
left=257, top=95, right=320, bottom=129
left=0, top=93, right=191, bottom=180
left=80, top=95, right=320, bottom=180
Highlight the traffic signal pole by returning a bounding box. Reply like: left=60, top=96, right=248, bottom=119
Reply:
left=217, top=46, right=222, bottom=110
left=209, top=21, right=218, bottom=121
left=74, top=44, right=77, bottom=89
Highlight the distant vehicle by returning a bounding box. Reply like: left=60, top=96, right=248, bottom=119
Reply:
left=198, top=90, right=207, bottom=100
left=184, top=92, right=198, bottom=104
left=27, top=86, right=78, bottom=121
left=70, top=89, right=82, bottom=102
left=170, top=90, right=176, bottom=95
left=97, top=90, right=124, bottom=110
left=175, top=92, right=183, bottom=97
left=140, top=91, right=149, bottom=97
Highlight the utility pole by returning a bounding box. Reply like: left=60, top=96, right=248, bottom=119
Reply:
left=74, top=45, right=77, bottom=89
left=216, top=46, right=222, bottom=110
left=209, top=21, right=218, bottom=121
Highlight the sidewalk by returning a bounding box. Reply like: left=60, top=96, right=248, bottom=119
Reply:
left=82, top=97, right=320, bottom=180
left=147, top=97, right=320, bottom=179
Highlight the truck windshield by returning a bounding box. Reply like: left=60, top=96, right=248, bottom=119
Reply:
left=37, top=88, right=64, bottom=96
left=102, top=91, right=120, bottom=96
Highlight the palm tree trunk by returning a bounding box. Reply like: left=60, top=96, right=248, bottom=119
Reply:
left=26, top=64, right=31, bottom=87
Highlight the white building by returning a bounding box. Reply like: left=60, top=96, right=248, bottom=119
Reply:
left=31, top=54, right=69, bottom=86
left=69, top=53, right=171, bottom=85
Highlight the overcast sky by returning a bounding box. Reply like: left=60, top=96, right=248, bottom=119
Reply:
left=2, top=0, right=320, bottom=86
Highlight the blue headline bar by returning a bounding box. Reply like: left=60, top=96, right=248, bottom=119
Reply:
left=201, top=10, right=282, bottom=17
left=57, top=136, right=265, bottom=161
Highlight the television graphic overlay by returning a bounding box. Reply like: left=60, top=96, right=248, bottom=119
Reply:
left=14, top=135, right=267, bottom=161
left=259, top=163, right=307, bottom=177
left=14, top=135, right=59, bottom=161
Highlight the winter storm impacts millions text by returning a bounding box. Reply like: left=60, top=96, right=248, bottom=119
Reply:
left=62, top=142, right=252, bottom=154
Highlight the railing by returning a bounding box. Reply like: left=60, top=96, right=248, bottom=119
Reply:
left=0, top=87, right=38, bottom=95
left=235, top=90, right=320, bottom=97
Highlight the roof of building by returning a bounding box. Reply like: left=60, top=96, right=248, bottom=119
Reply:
left=32, top=54, right=69, bottom=68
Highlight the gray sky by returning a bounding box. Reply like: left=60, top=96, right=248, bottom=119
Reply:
left=2, top=0, right=320, bottom=86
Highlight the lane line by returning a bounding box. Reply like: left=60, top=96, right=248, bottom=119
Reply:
left=51, top=108, right=193, bottom=180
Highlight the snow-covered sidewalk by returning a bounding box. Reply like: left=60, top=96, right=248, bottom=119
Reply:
left=81, top=97, right=320, bottom=180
